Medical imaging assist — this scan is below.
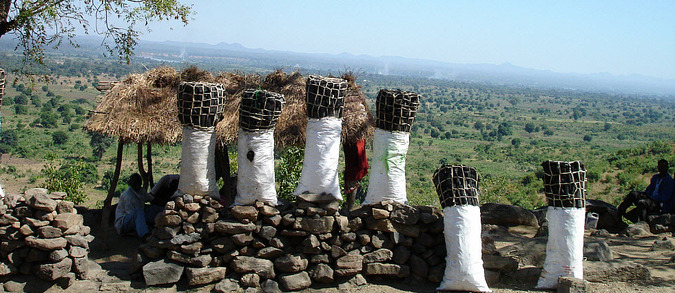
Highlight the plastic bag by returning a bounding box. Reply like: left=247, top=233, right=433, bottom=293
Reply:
left=235, top=129, right=278, bottom=205
left=438, top=205, right=491, bottom=292
left=294, top=118, right=343, bottom=200
left=176, top=127, right=219, bottom=199
left=364, top=128, right=409, bottom=204
left=536, top=207, right=585, bottom=289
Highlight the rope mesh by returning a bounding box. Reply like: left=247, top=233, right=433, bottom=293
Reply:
left=541, top=160, right=587, bottom=208
left=433, top=164, right=480, bottom=208
left=239, top=89, right=285, bottom=132
left=376, top=89, right=420, bottom=132
left=305, top=75, right=347, bottom=119
left=0, top=68, right=5, bottom=111
left=177, top=82, right=226, bottom=129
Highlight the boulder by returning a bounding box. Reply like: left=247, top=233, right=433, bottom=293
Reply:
left=214, top=279, right=241, bottom=293
left=231, top=256, right=275, bottom=279
left=480, top=203, right=539, bottom=227
left=363, top=263, right=409, bottom=277
left=27, top=193, right=57, bottom=212
left=279, top=271, right=311, bottom=291
left=185, top=267, right=227, bottom=286
left=214, top=220, right=257, bottom=234
left=36, top=257, right=73, bottom=281
left=274, top=254, right=308, bottom=273
left=309, top=263, right=334, bottom=283
left=231, top=205, right=259, bottom=222
left=142, top=259, right=184, bottom=286
left=650, top=237, right=675, bottom=251
left=390, top=204, right=420, bottom=225
left=620, top=222, right=653, bottom=238
left=296, top=193, right=335, bottom=204
left=52, top=213, right=83, bottom=230
left=25, top=236, right=67, bottom=251
left=362, top=248, right=393, bottom=263
left=584, top=260, right=650, bottom=282
left=584, top=240, right=614, bottom=261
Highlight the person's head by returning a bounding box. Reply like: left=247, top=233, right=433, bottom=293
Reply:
left=657, top=159, right=669, bottom=175
left=127, top=173, right=142, bottom=191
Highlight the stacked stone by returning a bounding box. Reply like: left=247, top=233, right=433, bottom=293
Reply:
left=0, top=188, right=95, bottom=288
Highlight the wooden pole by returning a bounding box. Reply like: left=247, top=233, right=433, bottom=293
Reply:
left=137, top=143, right=148, bottom=190
left=147, top=143, right=154, bottom=188
left=101, top=138, right=124, bottom=251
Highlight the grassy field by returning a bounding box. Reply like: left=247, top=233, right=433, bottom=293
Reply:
left=1, top=69, right=674, bottom=210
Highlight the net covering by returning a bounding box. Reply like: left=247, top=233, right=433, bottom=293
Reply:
left=376, top=89, right=420, bottom=132
left=0, top=68, right=5, bottom=108
left=433, top=165, right=480, bottom=208
left=541, top=160, right=587, bottom=208
left=305, top=75, right=347, bottom=119
left=177, top=82, right=226, bottom=129
left=239, top=89, right=285, bottom=132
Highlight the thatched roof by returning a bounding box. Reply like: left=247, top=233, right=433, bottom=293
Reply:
left=84, top=66, right=182, bottom=144
left=214, top=70, right=374, bottom=148
left=85, top=66, right=374, bottom=147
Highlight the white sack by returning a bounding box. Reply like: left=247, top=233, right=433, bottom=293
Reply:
left=176, top=127, right=219, bottom=199
left=438, top=205, right=491, bottom=292
left=536, top=207, right=585, bottom=289
left=0, top=181, right=5, bottom=199
left=235, top=129, right=277, bottom=205
left=294, top=118, right=343, bottom=200
left=364, top=128, right=409, bottom=204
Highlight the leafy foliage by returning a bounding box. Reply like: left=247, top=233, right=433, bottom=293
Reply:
left=275, top=146, right=304, bottom=201
left=40, top=159, right=87, bottom=204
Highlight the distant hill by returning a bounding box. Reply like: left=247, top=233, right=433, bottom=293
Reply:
left=1, top=36, right=673, bottom=97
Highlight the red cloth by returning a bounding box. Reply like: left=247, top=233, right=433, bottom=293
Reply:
left=343, top=139, right=369, bottom=182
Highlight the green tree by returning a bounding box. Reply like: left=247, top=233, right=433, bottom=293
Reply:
left=40, top=159, right=87, bottom=204
left=583, top=134, right=593, bottom=142
left=0, top=129, right=17, bottom=153
left=0, top=0, right=192, bottom=74
left=275, top=146, right=304, bottom=201
left=524, top=122, right=536, bottom=133
left=14, top=104, right=27, bottom=114
left=52, top=131, right=69, bottom=145
left=89, top=132, right=114, bottom=161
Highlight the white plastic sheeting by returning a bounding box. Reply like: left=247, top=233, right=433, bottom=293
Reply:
left=176, top=127, right=220, bottom=199
left=364, top=128, right=409, bottom=204
left=294, top=118, right=342, bottom=200
left=536, top=207, right=585, bottom=289
left=438, top=205, right=491, bottom=292
left=235, top=129, right=278, bottom=205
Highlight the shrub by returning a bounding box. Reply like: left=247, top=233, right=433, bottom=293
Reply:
left=275, top=146, right=304, bottom=201
left=41, top=160, right=87, bottom=204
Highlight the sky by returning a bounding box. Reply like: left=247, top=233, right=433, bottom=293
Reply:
left=138, top=0, right=675, bottom=80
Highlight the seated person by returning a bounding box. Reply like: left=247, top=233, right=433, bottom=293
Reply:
left=150, top=174, right=179, bottom=207
left=114, top=173, right=163, bottom=239
left=617, top=159, right=674, bottom=222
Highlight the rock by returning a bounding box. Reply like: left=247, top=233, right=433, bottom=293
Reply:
left=69, top=246, right=88, bottom=258
left=26, top=193, right=57, bottom=212
left=363, top=263, right=409, bottom=277
left=231, top=256, right=275, bottom=279
left=586, top=199, right=627, bottom=233
left=0, top=262, right=17, bottom=276
left=279, top=271, right=311, bottom=291
left=3, top=280, right=25, bottom=292
left=259, top=226, right=277, bottom=241
left=0, top=214, right=19, bottom=226
left=298, top=217, right=335, bottom=234
left=620, top=222, right=652, bottom=237
left=170, top=232, right=201, bottom=246
left=52, top=213, right=83, bottom=230
left=558, top=276, right=591, bottom=293
left=408, top=255, right=428, bottom=278
left=215, top=220, right=257, bottom=234
left=265, top=215, right=282, bottom=226
left=99, top=281, right=132, bottom=291
left=480, top=203, right=539, bottom=227
left=365, top=218, right=396, bottom=233
left=56, top=272, right=76, bottom=288
left=363, top=248, right=393, bottom=263
left=261, top=279, right=281, bottom=293
left=36, top=257, right=72, bottom=281
left=49, top=249, right=69, bottom=262
left=590, top=229, right=611, bottom=237
left=25, top=236, right=67, bottom=251
left=512, top=267, right=542, bottom=282
left=24, top=217, right=49, bottom=228
left=185, top=267, right=227, bottom=286
left=231, top=233, right=254, bottom=246
left=259, top=205, right=280, bottom=216
left=274, top=254, right=308, bottom=273
left=157, top=214, right=182, bottom=227
left=214, top=279, right=241, bottom=293
left=64, top=234, right=89, bottom=248
left=189, top=254, right=212, bottom=267
left=331, top=245, right=347, bottom=259
left=24, top=188, right=48, bottom=199
left=483, top=254, right=519, bottom=272
left=393, top=246, right=411, bottom=265
left=231, top=205, right=259, bottom=221
left=309, top=263, right=334, bottom=283
left=584, top=240, right=614, bottom=261
left=240, top=273, right=260, bottom=287
left=50, top=192, right=67, bottom=200
left=297, top=193, right=335, bottom=204
left=142, top=259, right=185, bottom=286
left=372, top=208, right=390, bottom=219
left=584, top=260, right=650, bottom=282
left=485, top=269, right=500, bottom=286
left=390, top=204, right=420, bottom=225
left=650, top=237, right=675, bottom=251
left=321, top=201, right=340, bottom=215
left=306, top=207, right=327, bottom=217
left=56, top=201, right=75, bottom=214
left=183, top=202, right=201, bottom=212
left=393, top=222, right=420, bottom=237
left=311, top=254, right=330, bottom=264
left=334, top=254, right=363, bottom=277
left=212, top=237, right=236, bottom=254
left=18, top=224, right=33, bottom=236
left=420, top=212, right=439, bottom=224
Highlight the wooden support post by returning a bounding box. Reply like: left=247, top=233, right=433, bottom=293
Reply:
left=101, top=139, right=124, bottom=251
left=137, top=143, right=149, bottom=190
left=147, top=143, right=154, bottom=188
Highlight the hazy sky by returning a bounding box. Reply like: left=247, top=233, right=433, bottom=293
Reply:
left=139, top=1, right=675, bottom=80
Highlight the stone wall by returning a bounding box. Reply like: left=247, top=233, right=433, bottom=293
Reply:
left=0, top=189, right=95, bottom=288
left=137, top=193, right=515, bottom=291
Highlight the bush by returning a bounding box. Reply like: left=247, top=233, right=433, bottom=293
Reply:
left=275, top=146, right=304, bottom=201
left=52, top=131, right=69, bottom=145
left=41, top=160, right=88, bottom=204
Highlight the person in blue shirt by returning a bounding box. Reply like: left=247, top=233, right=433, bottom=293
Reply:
left=617, top=159, right=674, bottom=222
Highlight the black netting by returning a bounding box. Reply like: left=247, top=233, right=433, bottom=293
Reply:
left=376, top=89, right=420, bottom=132
left=541, top=160, right=587, bottom=208
left=305, top=75, right=347, bottom=119
left=0, top=68, right=5, bottom=109
left=433, top=164, right=480, bottom=208
left=239, top=89, right=285, bottom=132
left=177, top=82, right=226, bottom=129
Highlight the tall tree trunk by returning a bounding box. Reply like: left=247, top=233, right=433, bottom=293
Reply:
left=101, top=139, right=124, bottom=251
left=147, top=143, right=154, bottom=188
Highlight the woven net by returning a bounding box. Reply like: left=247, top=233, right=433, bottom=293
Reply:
left=376, top=89, right=420, bottom=132
left=541, top=161, right=586, bottom=208
left=177, top=82, right=226, bottom=129
left=0, top=68, right=5, bottom=110
left=239, top=89, right=285, bottom=132
left=433, top=164, right=480, bottom=208
left=305, top=75, right=347, bottom=119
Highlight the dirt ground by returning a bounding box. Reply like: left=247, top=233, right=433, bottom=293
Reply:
left=3, top=208, right=672, bottom=293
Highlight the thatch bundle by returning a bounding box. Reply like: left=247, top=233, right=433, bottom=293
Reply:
left=84, top=66, right=182, bottom=144
left=215, top=70, right=374, bottom=148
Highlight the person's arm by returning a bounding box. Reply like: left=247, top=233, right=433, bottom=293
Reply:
left=645, top=175, right=657, bottom=197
